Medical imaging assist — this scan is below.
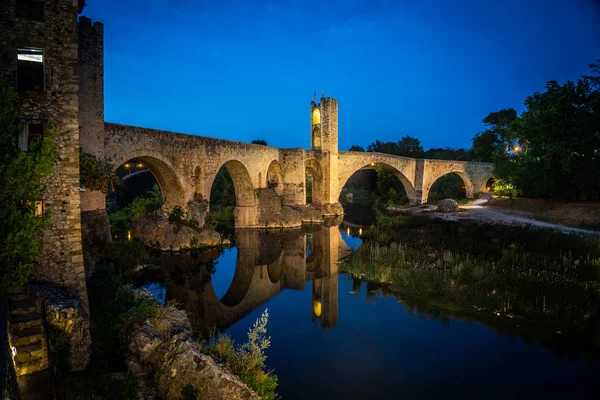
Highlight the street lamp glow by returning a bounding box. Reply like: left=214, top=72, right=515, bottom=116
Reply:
left=513, top=146, right=521, bottom=153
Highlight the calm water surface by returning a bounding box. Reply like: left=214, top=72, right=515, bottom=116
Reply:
left=144, top=222, right=600, bottom=399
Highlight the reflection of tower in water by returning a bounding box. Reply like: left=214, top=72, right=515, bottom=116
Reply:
left=307, top=227, right=339, bottom=329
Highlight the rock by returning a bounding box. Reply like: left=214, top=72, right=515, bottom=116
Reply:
left=318, top=202, right=344, bottom=216
left=122, top=290, right=260, bottom=400
left=131, top=217, right=222, bottom=251
left=437, top=198, right=459, bottom=213
left=30, top=285, right=91, bottom=372
left=187, top=199, right=208, bottom=227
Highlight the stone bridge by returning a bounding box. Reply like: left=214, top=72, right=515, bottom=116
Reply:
left=77, top=17, right=493, bottom=228
left=82, top=96, right=494, bottom=228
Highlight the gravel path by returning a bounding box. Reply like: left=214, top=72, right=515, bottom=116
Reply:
left=409, top=193, right=599, bottom=236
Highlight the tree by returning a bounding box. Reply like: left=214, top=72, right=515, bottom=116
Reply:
left=505, top=79, right=600, bottom=200
left=251, top=139, right=267, bottom=145
left=424, top=147, right=472, bottom=161
left=584, top=58, right=600, bottom=89
left=80, top=150, right=119, bottom=193
left=348, top=145, right=365, bottom=152
left=0, top=76, right=58, bottom=292
left=471, top=108, right=517, bottom=162
left=367, top=136, right=424, bottom=157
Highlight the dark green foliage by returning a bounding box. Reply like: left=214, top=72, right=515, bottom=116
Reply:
left=348, top=145, right=365, bottom=152
left=210, top=167, right=236, bottom=211
left=80, top=150, right=119, bottom=194
left=373, top=166, right=408, bottom=207
left=251, top=139, right=267, bottom=145
left=367, top=135, right=425, bottom=158
left=583, top=58, right=600, bottom=89
left=0, top=76, right=58, bottom=293
left=424, top=147, right=472, bottom=161
left=474, top=62, right=600, bottom=200
left=427, top=173, right=467, bottom=203
left=506, top=79, right=600, bottom=200
left=108, top=184, right=164, bottom=235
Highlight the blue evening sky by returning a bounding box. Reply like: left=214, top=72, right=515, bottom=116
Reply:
left=82, top=0, right=600, bottom=150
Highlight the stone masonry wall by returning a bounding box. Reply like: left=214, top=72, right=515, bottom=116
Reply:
left=0, top=0, right=88, bottom=303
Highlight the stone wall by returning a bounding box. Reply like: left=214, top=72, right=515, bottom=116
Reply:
left=0, top=0, right=88, bottom=303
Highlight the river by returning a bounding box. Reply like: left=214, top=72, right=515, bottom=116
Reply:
left=139, top=214, right=600, bottom=399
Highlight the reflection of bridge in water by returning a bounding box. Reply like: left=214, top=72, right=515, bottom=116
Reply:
left=160, top=224, right=351, bottom=335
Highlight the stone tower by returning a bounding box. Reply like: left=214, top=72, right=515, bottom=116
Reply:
left=78, top=16, right=110, bottom=242
left=0, top=0, right=89, bottom=303
left=310, top=96, right=339, bottom=205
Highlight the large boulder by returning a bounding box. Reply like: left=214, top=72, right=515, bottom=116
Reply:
left=122, top=290, right=260, bottom=400
left=437, top=198, right=460, bottom=213
left=131, top=217, right=222, bottom=251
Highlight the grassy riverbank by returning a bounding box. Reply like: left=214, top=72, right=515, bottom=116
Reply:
left=341, top=213, right=600, bottom=337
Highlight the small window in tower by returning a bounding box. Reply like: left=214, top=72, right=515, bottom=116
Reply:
left=16, top=0, right=44, bottom=21
left=17, top=48, right=44, bottom=92
left=33, top=201, right=44, bottom=217
left=17, top=122, right=44, bottom=151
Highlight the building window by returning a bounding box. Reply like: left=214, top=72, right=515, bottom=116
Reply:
left=33, top=201, right=44, bottom=217
left=17, top=122, right=44, bottom=151
left=17, top=48, right=44, bottom=92
left=16, top=1, right=44, bottom=21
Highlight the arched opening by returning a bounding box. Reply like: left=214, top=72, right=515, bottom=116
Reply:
left=266, top=160, right=284, bottom=196
left=338, top=163, right=414, bottom=225
left=312, top=108, right=320, bottom=125
left=107, top=155, right=185, bottom=237
left=194, top=165, right=202, bottom=197
left=427, top=172, right=468, bottom=204
left=305, top=159, right=323, bottom=205
left=209, top=160, right=256, bottom=226
left=486, top=177, right=496, bottom=192
left=312, top=126, right=322, bottom=150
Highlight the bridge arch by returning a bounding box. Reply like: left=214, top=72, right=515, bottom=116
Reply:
left=210, top=159, right=256, bottom=208
left=424, top=170, right=473, bottom=203
left=266, top=160, right=284, bottom=195
left=114, top=151, right=186, bottom=210
left=305, top=158, right=324, bottom=205
left=337, top=162, right=416, bottom=203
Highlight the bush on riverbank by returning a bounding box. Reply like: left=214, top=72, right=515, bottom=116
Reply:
left=210, top=309, right=278, bottom=400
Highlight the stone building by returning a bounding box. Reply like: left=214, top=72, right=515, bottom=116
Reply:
left=0, top=0, right=89, bottom=303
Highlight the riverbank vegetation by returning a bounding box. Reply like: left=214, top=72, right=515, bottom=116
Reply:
left=342, top=213, right=600, bottom=340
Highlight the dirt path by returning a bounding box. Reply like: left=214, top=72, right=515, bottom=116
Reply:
left=409, top=193, right=600, bottom=236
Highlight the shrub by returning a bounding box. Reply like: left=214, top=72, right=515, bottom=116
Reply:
left=80, top=150, right=119, bottom=194
left=209, top=309, right=278, bottom=399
